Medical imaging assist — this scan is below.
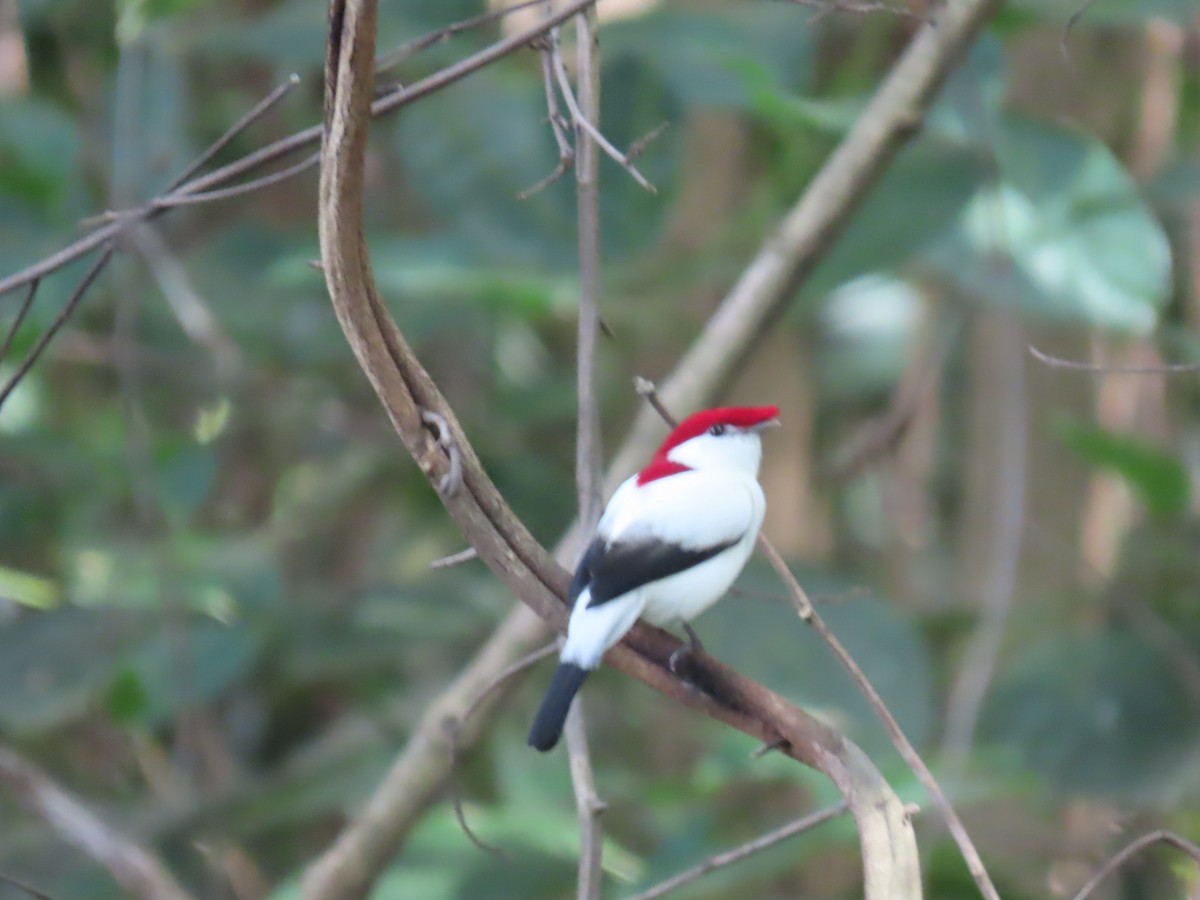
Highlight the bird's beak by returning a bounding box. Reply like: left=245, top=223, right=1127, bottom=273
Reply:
left=750, top=418, right=781, bottom=432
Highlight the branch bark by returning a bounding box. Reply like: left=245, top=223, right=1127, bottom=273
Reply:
left=304, top=2, right=920, bottom=898
left=0, top=743, right=192, bottom=900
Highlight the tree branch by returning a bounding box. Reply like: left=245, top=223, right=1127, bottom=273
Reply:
left=304, top=2, right=920, bottom=898
left=0, top=743, right=192, bottom=900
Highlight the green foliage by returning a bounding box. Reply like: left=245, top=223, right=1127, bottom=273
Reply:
left=1057, top=420, right=1191, bottom=517
left=981, top=631, right=1200, bottom=796
left=3, top=0, right=1199, bottom=897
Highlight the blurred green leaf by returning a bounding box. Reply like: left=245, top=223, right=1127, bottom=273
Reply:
left=104, top=666, right=149, bottom=724
left=932, top=117, right=1170, bottom=332
left=120, top=618, right=259, bottom=726
left=1057, top=419, right=1190, bottom=517
left=0, top=609, right=140, bottom=734
left=981, top=631, right=1200, bottom=795
left=0, top=564, right=60, bottom=609
left=0, top=99, right=80, bottom=208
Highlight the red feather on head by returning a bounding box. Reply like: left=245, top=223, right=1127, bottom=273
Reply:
left=636, top=405, right=779, bottom=485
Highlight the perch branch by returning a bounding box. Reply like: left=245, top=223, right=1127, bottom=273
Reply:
left=296, top=0, right=1005, bottom=893
left=303, top=3, right=919, bottom=898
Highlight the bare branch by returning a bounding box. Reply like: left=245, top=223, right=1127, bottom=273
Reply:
left=517, top=34, right=574, bottom=200
left=568, top=7, right=606, bottom=894
left=130, top=225, right=242, bottom=375
left=1072, top=830, right=1200, bottom=900
left=0, top=743, right=192, bottom=900
left=0, top=278, right=38, bottom=362
left=626, top=801, right=849, bottom=900
left=549, top=30, right=656, bottom=194
left=152, top=152, right=320, bottom=209
left=787, top=0, right=930, bottom=22
left=0, top=0, right=601, bottom=300
left=375, top=0, right=550, bottom=75
left=301, top=0, right=1007, bottom=891
left=0, top=247, right=114, bottom=412
left=165, top=73, right=301, bottom=193
left=1029, top=343, right=1200, bottom=374
left=306, top=4, right=920, bottom=898
left=430, top=546, right=479, bottom=569
left=0, top=870, right=57, bottom=900
left=565, top=700, right=606, bottom=900
left=756, top=535, right=1000, bottom=900
left=942, top=311, right=1026, bottom=764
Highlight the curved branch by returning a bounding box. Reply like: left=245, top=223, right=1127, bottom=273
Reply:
left=304, top=2, right=919, bottom=898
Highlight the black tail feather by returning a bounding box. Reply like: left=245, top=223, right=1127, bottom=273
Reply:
left=527, top=662, right=590, bottom=752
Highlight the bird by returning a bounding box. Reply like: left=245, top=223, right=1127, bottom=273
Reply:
left=527, top=404, right=780, bottom=752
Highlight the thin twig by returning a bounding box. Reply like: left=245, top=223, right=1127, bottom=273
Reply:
left=757, top=535, right=1000, bottom=900
left=625, top=801, right=849, bottom=900
left=154, top=152, right=320, bottom=208
left=130, top=225, right=242, bottom=375
left=786, top=0, right=930, bottom=22
left=568, top=6, right=606, bottom=896
left=430, top=547, right=479, bottom=569
left=1071, top=830, right=1200, bottom=900
left=1029, top=343, right=1200, bottom=374
left=0, top=743, right=192, bottom=900
left=165, top=73, right=301, bottom=192
left=0, top=0, right=601, bottom=301
left=0, top=278, right=39, bottom=362
left=549, top=30, right=656, bottom=194
left=565, top=700, right=607, bottom=900
left=0, top=247, right=114, bottom=411
left=942, top=311, right=1026, bottom=764
left=517, top=33, right=574, bottom=200
left=310, top=4, right=921, bottom=897
left=0, top=871, right=57, bottom=900
left=445, top=642, right=558, bottom=853
left=830, top=318, right=955, bottom=482
left=637, top=379, right=1000, bottom=900
left=375, top=0, right=549, bottom=74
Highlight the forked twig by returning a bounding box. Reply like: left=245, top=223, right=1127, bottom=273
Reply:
left=0, top=279, right=39, bottom=363
left=0, top=248, right=114, bottom=411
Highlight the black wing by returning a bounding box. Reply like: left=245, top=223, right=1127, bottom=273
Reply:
left=570, top=534, right=741, bottom=609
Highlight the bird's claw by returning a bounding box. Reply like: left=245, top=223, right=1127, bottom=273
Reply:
left=420, top=408, right=462, bottom=496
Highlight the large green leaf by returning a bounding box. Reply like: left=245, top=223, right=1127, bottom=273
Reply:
left=980, top=631, right=1200, bottom=795
left=807, top=141, right=985, bottom=298
left=933, top=117, right=1170, bottom=332
left=1057, top=419, right=1190, bottom=517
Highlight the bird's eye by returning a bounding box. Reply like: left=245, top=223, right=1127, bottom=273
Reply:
left=708, top=424, right=727, bottom=436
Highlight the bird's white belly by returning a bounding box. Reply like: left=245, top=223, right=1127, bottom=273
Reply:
left=639, top=537, right=755, bottom=627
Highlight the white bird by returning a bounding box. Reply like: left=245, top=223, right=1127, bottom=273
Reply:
left=528, top=405, right=780, bottom=751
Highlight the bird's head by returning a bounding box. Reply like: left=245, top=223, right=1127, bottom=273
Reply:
left=640, top=405, right=780, bottom=483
